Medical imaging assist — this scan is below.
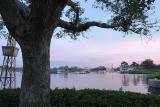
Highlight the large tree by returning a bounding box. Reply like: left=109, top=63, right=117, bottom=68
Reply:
left=0, top=0, right=156, bottom=107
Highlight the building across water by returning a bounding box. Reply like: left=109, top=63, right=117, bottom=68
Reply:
left=120, top=61, right=138, bottom=73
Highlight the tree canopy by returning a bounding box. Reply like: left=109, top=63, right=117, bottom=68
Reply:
left=121, top=61, right=128, bottom=66
left=141, top=59, right=155, bottom=69
left=0, top=0, right=157, bottom=40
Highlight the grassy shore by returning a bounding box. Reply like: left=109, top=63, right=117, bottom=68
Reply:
left=122, top=69, right=160, bottom=79
left=147, top=72, right=160, bottom=79
left=126, top=70, right=152, bottom=74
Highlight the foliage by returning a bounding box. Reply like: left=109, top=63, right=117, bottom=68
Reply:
left=0, top=89, right=20, bottom=107
left=91, top=66, right=106, bottom=71
left=55, top=0, right=157, bottom=39
left=130, top=62, right=139, bottom=67
left=0, top=15, right=3, bottom=30
left=0, top=0, right=158, bottom=39
left=1, top=89, right=160, bottom=107
left=125, top=70, right=155, bottom=74
left=51, top=89, right=160, bottom=107
left=67, top=66, right=83, bottom=72
left=0, top=1, right=158, bottom=107
left=94, top=0, right=156, bottom=34
left=147, top=72, right=160, bottom=79
left=121, top=61, right=128, bottom=66
left=0, top=15, right=9, bottom=39
left=50, top=66, right=83, bottom=73
left=141, top=59, right=155, bottom=69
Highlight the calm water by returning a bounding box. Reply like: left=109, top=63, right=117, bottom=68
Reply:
left=15, top=72, right=155, bottom=94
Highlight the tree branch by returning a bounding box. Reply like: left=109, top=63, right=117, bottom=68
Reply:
left=0, top=0, right=30, bottom=41
left=0, top=0, right=30, bottom=23
left=63, top=0, right=120, bottom=32
left=66, top=0, right=80, bottom=25
left=67, top=0, right=79, bottom=11
left=58, top=19, right=120, bottom=32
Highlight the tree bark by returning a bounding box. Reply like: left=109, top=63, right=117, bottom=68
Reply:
left=19, top=29, right=52, bottom=107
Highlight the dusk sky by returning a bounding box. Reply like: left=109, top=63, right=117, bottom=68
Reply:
left=0, top=1, right=160, bottom=68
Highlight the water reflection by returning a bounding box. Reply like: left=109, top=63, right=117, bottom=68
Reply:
left=63, top=72, right=68, bottom=79
left=121, top=74, right=148, bottom=87
left=122, top=74, right=130, bottom=86
left=51, top=72, right=150, bottom=94
left=133, top=74, right=139, bottom=86
left=14, top=72, right=155, bottom=94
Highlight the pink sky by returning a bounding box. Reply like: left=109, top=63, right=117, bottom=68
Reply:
left=50, top=30, right=160, bottom=67
left=0, top=27, right=159, bottom=68
left=0, top=29, right=159, bottom=68
left=0, top=0, right=160, bottom=68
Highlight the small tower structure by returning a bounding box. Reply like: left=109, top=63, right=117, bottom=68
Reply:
left=0, top=36, right=19, bottom=89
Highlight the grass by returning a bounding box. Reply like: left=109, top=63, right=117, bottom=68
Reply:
left=147, top=72, right=160, bottom=79
left=122, top=69, right=160, bottom=74
left=127, top=70, right=152, bottom=74
left=121, top=69, right=160, bottom=79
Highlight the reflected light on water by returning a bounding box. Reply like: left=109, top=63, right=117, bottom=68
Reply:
left=15, top=72, right=158, bottom=94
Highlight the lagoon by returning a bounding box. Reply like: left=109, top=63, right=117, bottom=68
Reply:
left=15, top=71, right=160, bottom=94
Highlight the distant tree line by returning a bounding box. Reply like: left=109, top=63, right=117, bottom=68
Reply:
left=90, top=66, right=106, bottom=71
left=50, top=66, right=107, bottom=73
left=120, top=59, right=159, bottom=70
left=50, top=66, right=83, bottom=73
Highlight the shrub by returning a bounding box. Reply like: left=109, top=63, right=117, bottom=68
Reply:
left=0, top=89, right=20, bottom=107
left=0, top=89, right=160, bottom=107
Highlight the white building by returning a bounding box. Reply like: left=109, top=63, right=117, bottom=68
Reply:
left=120, top=63, right=129, bottom=73
left=120, top=64, right=128, bottom=73
left=120, top=62, right=137, bottom=73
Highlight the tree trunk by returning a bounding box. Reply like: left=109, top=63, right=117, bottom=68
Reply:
left=19, top=29, right=52, bottom=107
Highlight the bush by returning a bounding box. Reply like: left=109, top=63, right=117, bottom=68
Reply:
left=147, top=72, right=160, bottom=79
left=0, top=89, right=20, bottom=107
left=0, top=89, right=160, bottom=107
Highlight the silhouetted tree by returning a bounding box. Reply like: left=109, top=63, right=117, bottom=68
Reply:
left=0, top=0, right=156, bottom=107
left=121, top=61, right=128, bottom=66
left=141, top=59, right=155, bottom=69
left=91, top=66, right=106, bottom=71
left=130, top=62, right=139, bottom=68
